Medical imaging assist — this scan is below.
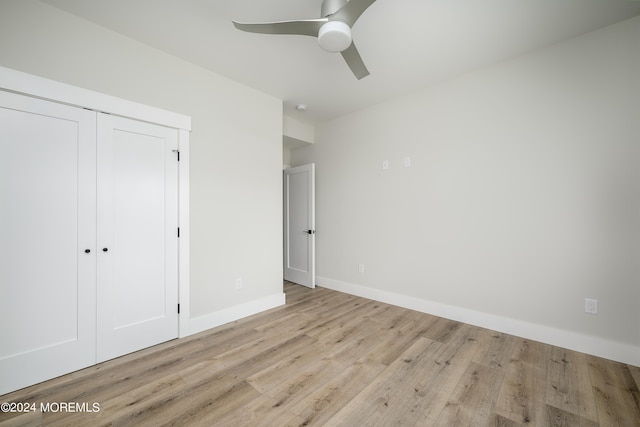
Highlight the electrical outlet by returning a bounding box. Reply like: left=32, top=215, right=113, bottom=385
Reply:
left=382, top=160, right=389, bottom=170
left=585, top=298, right=598, bottom=314
left=358, top=264, right=365, bottom=273
left=235, top=277, right=243, bottom=290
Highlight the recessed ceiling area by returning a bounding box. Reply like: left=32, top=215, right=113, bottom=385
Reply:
left=41, top=0, right=640, bottom=125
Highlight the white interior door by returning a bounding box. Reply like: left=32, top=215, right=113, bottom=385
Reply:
left=97, top=114, right=179, bottom=362
left=284, top=164, right=315, bottom=288
left=0, top=91, right=97, bottom=394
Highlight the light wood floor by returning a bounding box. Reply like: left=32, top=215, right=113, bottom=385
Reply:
left=2, top=282, right=639, bottom=426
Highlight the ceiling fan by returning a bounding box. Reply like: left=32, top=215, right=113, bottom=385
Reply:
left=232, top=0, right=378, bottom=80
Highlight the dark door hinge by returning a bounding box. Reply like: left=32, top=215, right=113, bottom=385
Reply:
left=178, top=303, right=180, bottom=314
left=172, top=149, right=180, bottom=161
left=177, top=227, right=180, bottom=238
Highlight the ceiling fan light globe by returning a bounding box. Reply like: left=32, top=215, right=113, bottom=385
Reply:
left=318, top=21, right=352, bottom=52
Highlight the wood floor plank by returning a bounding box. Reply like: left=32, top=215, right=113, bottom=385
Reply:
left=246, top=341, right=328, bottom=394
left=313, top=311, right=399, bottom=367
left=421, top=316, right=464, bottom=344
left=544, top=404, right=599, bottom=427
left=489, top=413, right=520, bottom=426
left=161, top=380, right=261, bottom=427
left=2, top=282, right=639, bottom=426
left=325, top=324, right=483, bottom=426
left=493, top=357, right=548, bottom=425
left=45, top=373, right=188, bottom=427
left=146, top=339, right=307, bottom=427
left=472, top=329, right=518, bottom=371
left=107, top=366, right=251, bottom=427
left=410, top=324, right=486, bottom=425
left=362, top=301, right=426, bottom=329
left=262, top=358, right=345, bottom=409
left=323, top=340, right=436, bottom=425
left=211, top=394, right=302, bottom=427
left=364, top=316, right=439, bottom=366
left=630, top=364, right=640, bottom=392
left=510, top=338, right=553, bottom=368
left=206, top=331, right=315, bottom=373
left=296, top=290, right=360, bottom=319
left=0, top=412, right=42, bottom=427
left=587, top=355, right=640, bottom=426
left=287, top=358, right=387, bottom=426
left=433, top=361, right=505, bottom=426
left=155, top=335, right=316, bottom=426
left=305, top=300, right=378, bottom=340
left=253, top=311, right=316, bottom=335
left=545, top=347, right=599, bottom=423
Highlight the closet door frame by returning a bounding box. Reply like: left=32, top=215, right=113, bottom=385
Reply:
left=0, top=66, right=192, bottom=338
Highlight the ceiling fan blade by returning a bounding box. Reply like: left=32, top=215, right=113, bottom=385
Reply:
left=331, top=0, right=377, bottom=27
left=341, top=42, right=370, bottom=79
left=232, top=18, right=328, bottom=37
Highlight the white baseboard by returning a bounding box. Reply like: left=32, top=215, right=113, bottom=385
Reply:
left=185, top=292, right=286, bottom=337
left=317, top=276, right=640, bottom=367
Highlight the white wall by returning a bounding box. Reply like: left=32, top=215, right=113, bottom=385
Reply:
left=0, top=1, right=284, bottom=333
left=293, top=17, right=640, bottom=365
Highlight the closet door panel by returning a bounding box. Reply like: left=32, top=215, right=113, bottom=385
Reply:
left=0, top=91, right=96, bottom=395
left=97, top=114, right=178, bottom=362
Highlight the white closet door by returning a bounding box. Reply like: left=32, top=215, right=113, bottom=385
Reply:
left=96, top=114, right=178, bottom=362
left=0, top=91, right=97, bottom=395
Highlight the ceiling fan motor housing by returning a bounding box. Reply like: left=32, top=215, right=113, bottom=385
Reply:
left=318, top=21, right=352, bottom=52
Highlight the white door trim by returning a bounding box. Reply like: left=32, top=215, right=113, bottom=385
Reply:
left=0, top=66, right=190, bottom=130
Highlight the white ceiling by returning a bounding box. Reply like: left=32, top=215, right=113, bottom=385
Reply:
left=42, top=0, right=640, bottom=125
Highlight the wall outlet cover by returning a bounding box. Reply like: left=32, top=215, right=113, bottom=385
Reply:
left=585, top=298, right=598, bottom=314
